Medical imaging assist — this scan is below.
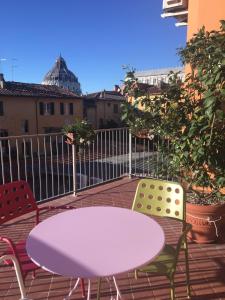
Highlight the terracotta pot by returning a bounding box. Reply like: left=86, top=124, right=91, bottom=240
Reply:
left=65, top=132, right=75, bottom=145
left=135, top=129, right=152, bottom=139
left=186, top=202, right=225, bottom=243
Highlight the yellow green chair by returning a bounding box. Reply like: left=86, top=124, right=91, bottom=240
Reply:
left=132, top=178, right=191, bottom=300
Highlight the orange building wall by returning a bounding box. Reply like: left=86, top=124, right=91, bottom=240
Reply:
left=187, top=0, right=225, bottom=40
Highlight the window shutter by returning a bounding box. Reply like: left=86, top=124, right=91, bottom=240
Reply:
left=60, top=103, right=64, bottom=115
left=50, top=103, right=55, bottom=115
left=69, top=103, right=73, bottom=115
left=24, top=120, right=29, bottom=133
left=113, top=104, right=118, bottom=113
left=0, top=101, right=4, bottom=116
left=39, top=102, right=44, bottom=115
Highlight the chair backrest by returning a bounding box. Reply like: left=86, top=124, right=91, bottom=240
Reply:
left=0, top=181, right=38, bottom=225
left=132, top=178, right=185, bottom=221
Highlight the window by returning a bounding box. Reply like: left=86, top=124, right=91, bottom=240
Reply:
left=0, top=101, right=4, bottom=116
left=0, top=129, right=8, bottom=150
left=99, top=118, right=104, bottom=128
left=60, top=103, right=64, bottom=115
left=0, top=129, right=8, bottom=137
left=39, top=102, right=55, bottom=115
left=46, top=103, right=54, bottom=115
left=39, top=102, right=44, bottom=115
left=113, top=104, right=118, bottom=114
left=69, top=103, right=73, bottom=115
left=21, top=120, right=29, bottom=133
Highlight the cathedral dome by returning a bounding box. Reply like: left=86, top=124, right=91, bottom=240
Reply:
left=42, top=55, right=82, bottom=95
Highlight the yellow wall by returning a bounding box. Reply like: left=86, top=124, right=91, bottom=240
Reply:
left=96, top=100, right=122, bottom=129
left=0, top=95, right=83, bottom=136
left=187, top=0, right=225, bottom=39
left=0, top=96, right=36, bottom=136
left=128, top=94, right=161, bottom=111
left=37, top=98, right=83, bottom=134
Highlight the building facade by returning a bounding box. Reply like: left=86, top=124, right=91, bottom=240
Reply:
left=42, top=55, right=82, bottom=95
left=0, top=74, right=83, bottom=139
left=161, top=0, right=225, bottom=37
left=161, top=0, right=225, bottom=74
left=84, top=89, right=125, bottom=129
left=135, top=67, right=184, bottom=86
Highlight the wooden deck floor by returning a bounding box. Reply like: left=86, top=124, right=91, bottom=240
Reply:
left=1, top=178, right=225, bottom=300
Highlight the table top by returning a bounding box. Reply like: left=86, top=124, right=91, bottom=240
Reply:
left=26, top=206, right=165, bottom=279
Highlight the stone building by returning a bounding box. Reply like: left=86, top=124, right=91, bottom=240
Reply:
left=0, top=73, right=83, bottom=139
left=135, top=67, right=184, bottom=86
left=84, top=88, right=125, bottom=129
left=42, top=55, right=82, bottom=95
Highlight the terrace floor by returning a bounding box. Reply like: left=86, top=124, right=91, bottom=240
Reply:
left=1, top=177, right=225, bottom=300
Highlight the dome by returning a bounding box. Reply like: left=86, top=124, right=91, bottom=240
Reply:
left=42, top=55, right=82, bottom=95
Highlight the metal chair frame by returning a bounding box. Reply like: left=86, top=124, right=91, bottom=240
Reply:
left=132, top=178, right=191, bottom=300
left=0, top=180, right=85, bottom=297
left=0, top=254, right=31, bottom=300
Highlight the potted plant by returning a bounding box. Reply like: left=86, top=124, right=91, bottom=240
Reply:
left=121, top=71, right=156, bottom=139
left=122, top=22, right=225, bottom=243
left=62, top=120, right=95, bottom=154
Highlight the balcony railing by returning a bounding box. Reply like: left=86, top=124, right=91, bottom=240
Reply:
left=162, top=0, right=188, bottom=11
left=0, top=128, right=170, bottom=203
left=161, top=0, right=188, bottom=26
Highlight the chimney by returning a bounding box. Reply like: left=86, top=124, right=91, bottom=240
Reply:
left=0, top=73, right=5, bottom=89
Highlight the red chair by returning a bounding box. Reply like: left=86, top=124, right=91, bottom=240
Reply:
left=0, top=180, right=85, bottom=297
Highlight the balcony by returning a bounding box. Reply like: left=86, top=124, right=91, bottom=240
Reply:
left=1, top=129, right=225, bottom=299
left=1, top=178, right=225, bottom=299
left=163, top=0, right=188, bottom=11
left=161, top=0, right=188, bottom=27
left=0, top=129, right=164, bottom=203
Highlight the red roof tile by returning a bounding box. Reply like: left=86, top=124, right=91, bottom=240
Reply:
left=0, top=81, right=81, bottom=99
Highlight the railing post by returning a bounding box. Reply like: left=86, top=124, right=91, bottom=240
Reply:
left=72, top=144, right=77, bottom=196
left=129, top=129, right=132, bottom=178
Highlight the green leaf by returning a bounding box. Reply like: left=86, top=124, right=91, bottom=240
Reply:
left=220, top=20, right=225, bottom=30
left=204, top=96, right=216, bottom=109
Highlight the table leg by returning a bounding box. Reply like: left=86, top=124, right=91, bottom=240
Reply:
left=87, top=279, right=91, bottom=300
left=112, top=276, right=122, bottom=299
left=64, top=278, right=81, bottom=300
left=96, top=278, right=102, bottom=300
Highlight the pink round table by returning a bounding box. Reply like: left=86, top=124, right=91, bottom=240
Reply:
left=26, top=206, right=165, bottom=299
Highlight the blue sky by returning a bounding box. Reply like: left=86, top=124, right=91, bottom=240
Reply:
left=1, top=0, right=187, bottom=93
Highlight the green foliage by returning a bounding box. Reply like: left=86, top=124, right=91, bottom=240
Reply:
left=122, top=22, right=225, bottom=204
left=62, top=120, right=95, bottom=146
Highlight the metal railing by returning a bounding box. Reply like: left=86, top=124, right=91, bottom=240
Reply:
left=0, top=128, right=169, bottom=203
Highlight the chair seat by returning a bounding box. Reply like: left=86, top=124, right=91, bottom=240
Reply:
left=4, top=240, right=39, bottom=275
left=138, top=244, right=176, bottom=275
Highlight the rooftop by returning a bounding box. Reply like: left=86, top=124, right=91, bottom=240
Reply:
left=1, top=178, right=225, bottom=300
left=85, top=90, right=125, bottom=101
left=42, top=56, right=82, bottom=95
left=135, top=67, right=184, bottom=77
left=0, top=74, right=81, bottom=99
left=135, top=82, right=167, bottom=94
